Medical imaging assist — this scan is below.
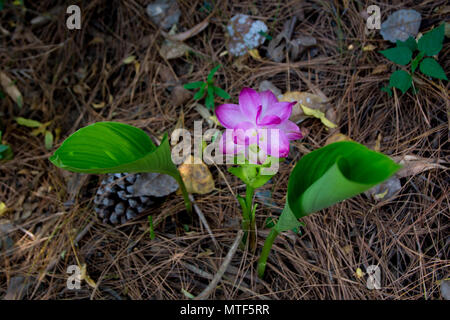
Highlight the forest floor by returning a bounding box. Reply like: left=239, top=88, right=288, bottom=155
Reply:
left=0, top=0, right=448, bottom=299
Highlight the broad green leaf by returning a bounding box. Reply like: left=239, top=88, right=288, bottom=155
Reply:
left=411, top=51, right=425, bottom=73
left=15, top=117, right=42, bottom=128
left=207, top=64, right=221, bottom=83
left=419, top=58, right=448, bottom=80
left=274, top=142, right=400, bottom=232
left=212, top=86, right=231, bottom=99
left=396, top=37, right=417, bottom=52
left=49, top=122, right=192, bottom=212
left=379, top=47, right=412, bottom=65
left=184, top=81, right=205, bottom=90
left=418, top=23, right=445, bottom=56
left=205, top=85, right=214, bottom=109
left=389, top=70, right=412, bottom=94
left=193, top=83, right=206, bottom=100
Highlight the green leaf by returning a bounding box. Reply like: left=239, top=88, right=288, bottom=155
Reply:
left=49, top=122, right=192, bottom=212
left=207, top=64, right=221, bottom=83
left=381, top=86, right=392, bottom=97
left=15, top=117, right=42, bottom=128
left=184, top=81, right=205, bottom=90
left=396, top=37, right=417, bottom=52
left=274, top=142, right=400, bottom=232
left=205, top=85, right=214, bottom=109
left=389, top=70, right=412, bottom=94
left=212, top=86, right=231, bottom=99
left=411, top=51, right=425, bottom=73
left=193, top=83, right=206, bottom=100
left=419, top=58, right=448, bottom=80
left=228, top=164, right=274, bottom=189
left=44, top=130, right=53, bottom=150
left=418, top=23, right=445, bottom=56
left=379, top=47, right=412, bottom=65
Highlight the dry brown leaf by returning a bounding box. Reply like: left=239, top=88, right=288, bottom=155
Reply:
left=171, top=85, right=191, bottom=108
left=179, top=155, right=215, bottom=195
left=372, top=64, right=388, bottom=75
left=392, top=155, right=447, bottom=178
left=162, top=19, right=209, bottom=42
left=0, top=71, right=23, bottom=107
left=280, top=91, right=332, bottom=123
left=159, top=39, right=191, bottom=60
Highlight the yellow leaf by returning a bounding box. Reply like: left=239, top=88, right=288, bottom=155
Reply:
left=91, top=102, right=105, bottom=109
left=0, top=202, right=7, bottom=217
left=300, top=104, right=337, bottom=128
left=355, top=268, right=365, bottom=279
left=248, top=49, right=262, bottom=61
left=363, top=44, right=376, bottom=51
left=325, top=132, right=352, bottom=145
left=122, top=55, right=136, bottom=64
left=80, top=264, right=97, bottom=288
left=30, top=121, right=51, bottom=136
left=280, top=91, right=329, bottom=123
left=178, top=155, right=215, bottom=195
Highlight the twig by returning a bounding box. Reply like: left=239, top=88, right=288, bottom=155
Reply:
left=189, top=194, right=219, bottom=249
left=194, top=230, right=243, bottom=300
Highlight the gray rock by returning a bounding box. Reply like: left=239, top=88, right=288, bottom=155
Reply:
left=146, top=0, right=181, bottom=30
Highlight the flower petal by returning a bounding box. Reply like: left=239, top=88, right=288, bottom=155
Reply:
left=259, top=90, right=278, bottom=115
left=233, top=121, right=258, bottom=145
left=278, top=120, right=303, bottom=140
left=257, top=115, right=282, bottom=126
left=261, top=101, right=294, bottom=123
left=258, top=128, right=290, bottom=158
left=215, top=104, right=242, bottom=129
left=219, top=129, right=244, bottom=155
left=239, top=88, right=261, bottom=123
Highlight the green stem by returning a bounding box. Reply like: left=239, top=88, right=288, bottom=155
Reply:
left=173, top=173, right=192, bottom=214
left=257, top=227, right=279, bottom=278
left=240, top=185, right=255, bottom=247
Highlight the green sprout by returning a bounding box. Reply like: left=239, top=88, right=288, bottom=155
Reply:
left=183, top=64, right=231, bottom=110
left=0, top=130, right=13, bottom=160
left=380, top=23, right=447, bottom=96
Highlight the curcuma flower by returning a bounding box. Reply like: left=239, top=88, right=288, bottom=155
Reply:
left=215, top=87, right=302, bottom=161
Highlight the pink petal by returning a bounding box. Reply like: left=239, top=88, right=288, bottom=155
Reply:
left=233, top=121, right=258, bottom=145
left=219, top=129, right=244, bottom=155
left=259, top=90, right=278, bottom=115
left=239, top=88, right=261, bottom=123
left=258, top=129, right=290, bottom=158
left=257, top=115, right=282, bottom=126
left=215, top=104, right=242, bottom=129
left=261, top=102, right=294, bottom=123
left=278, top=120, right=303, bottom=140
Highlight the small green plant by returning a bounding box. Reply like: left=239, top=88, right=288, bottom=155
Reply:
left=183, top=64, right=230, bottom=110
left=380, top=23, right=447, bottom=96
left=0, top=131, right=13, bottom=160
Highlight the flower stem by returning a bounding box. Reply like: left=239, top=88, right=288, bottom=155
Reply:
left=240, top=185, right=255, bottom=248
left=257, top=227, right=279, bottom=278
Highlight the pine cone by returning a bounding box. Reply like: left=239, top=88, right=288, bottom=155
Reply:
left=94, top=173, right=154, bottom=225
left=94, top=172, right=179, bottom=225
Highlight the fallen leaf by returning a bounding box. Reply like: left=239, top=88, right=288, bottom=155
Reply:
left=122, top=55, right=136, bottom=64
left=355, top=268, right=365, bottom=279
left=132, top=172, right=179, bottom=197
left=15, top=117, right=42, bottom=128
left=44, top=130, right=53, bottom=150
left=80, top=264, right=97, bottom=288
left=380, top=9, right=421, bottom=43
left=91, top=102, right=105, bottom=109
left=280, top=91, right=331, bottom=123
left=301, top=104, right=337, bottom=128
left=325, top=132, right=352, bottom=145
left=30, top=121, right=51, bottom=136
left=171, top=85, right=191, bottom=108
left=258, top=80, right=282, bottom=98
left=248, top=49, right=263, bottom=61
left=372, top=64, right=389, bottom=75
left=365, top=176, right=402, bottom=201
left=159, top=39, right=191, bottom=60
left=162, top=19, right=209, bottom=42
left=392, top=155, right=447, bottom=178
left=0, top=202, right=7, bottom=217
left=363, top=44, right=376, bottom=51
left=4, top=276, right=33, bottom=300
left=0, top=72, right=23, bottom=107
left=178, top=155, right=215, bottom=195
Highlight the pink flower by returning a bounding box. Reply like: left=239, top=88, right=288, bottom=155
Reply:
left=215, top=87, right=302, bottom=161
